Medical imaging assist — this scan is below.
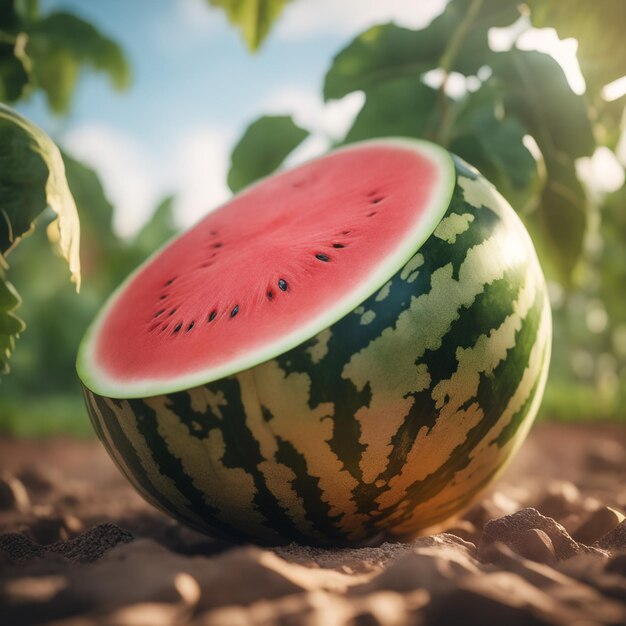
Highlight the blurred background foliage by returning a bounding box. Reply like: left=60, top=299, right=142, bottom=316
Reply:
left=0, top=0, right=624, bottom=435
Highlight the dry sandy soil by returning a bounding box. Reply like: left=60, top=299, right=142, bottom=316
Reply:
left=0, top=422, right=625, bottom=626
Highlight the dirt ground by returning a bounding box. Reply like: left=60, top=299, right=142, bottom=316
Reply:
left=1, top=422, right=625, bottom=626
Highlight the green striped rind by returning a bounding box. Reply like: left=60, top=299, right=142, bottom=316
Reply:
left=83, top=157, right=551, bottom=546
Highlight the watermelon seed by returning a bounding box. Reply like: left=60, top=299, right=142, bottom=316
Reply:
left=267, top=289, right=274, bottom=300
left=230, top=305, right=239, bottom=318
left=278, top=278, right=288, bottom=291
left=168, top=308, right=177, bottom=317
left=173, top=322, right=182, bottom=334
left=213, top=242, right=223, bottom=249
left=342, top=230, right=351, bottom=235
left=332, top=243, right=345, bottom=249
left=367, top=211, right=377, bottom=217
left=160, top=324, right=169, bottom=332
left=159, top=294, right=167, bottom=300
left=148, top=322, right=160, bottom=332
left=154, top=309, right=165, bottom=318
left=165, top=278, right=176, bottom=286
left=315, top=253, right=330, bottom=262
left=186, top=321, right=195, bottom=332
left=208, top=310, right=217, bottom=322
left=200, top=261, right=212, bottom=268
left=371, top=196, right=385, bottom=204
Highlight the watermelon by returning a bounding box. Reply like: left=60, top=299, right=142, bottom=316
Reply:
left=77, top=139, right=551, bottom=546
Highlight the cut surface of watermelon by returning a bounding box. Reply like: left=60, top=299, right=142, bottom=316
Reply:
left=77, top=139, right=454, bottom=398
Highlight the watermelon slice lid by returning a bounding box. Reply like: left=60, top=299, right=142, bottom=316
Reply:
left=77, top=139, right=455, bottom=398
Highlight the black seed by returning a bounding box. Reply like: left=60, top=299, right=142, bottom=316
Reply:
left=278, top=279, right=288, bottom=291
left=165, top=278, right=176, bottom=286
left=208, top=310, right=217, bottom=322
left=332, top=243, right=345, bottom=248
left=161, top=324, right=169, bottom=332
left=186, top=321, right=195, bottom=332
left=159, top=294, right=167, bottom=300
left=168, top=308, right=177, bottom=317
left=173, top=323, right=182, bottom=334
left=213, top=242, right=223, bottom=249
left=371, top=196, right=384, bottom=204
left=342, top=230, right=351, bottom=235
left=367, top=211, right=377, bottom=217
left=315, top=253, right=330, bottom=262
left=267, top=289, right=274, bottom=300
left=230, top=305, right=239, bottom=318
left=154, top=309, right=165, bottom=318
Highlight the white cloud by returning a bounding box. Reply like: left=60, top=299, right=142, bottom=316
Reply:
left=62, top=123, right=234, bottom=238
left=62, top=124, right=161, bottom=238
left=276, top=0, right=447, bottom=40
left=170, top=127, right=233, bottom=228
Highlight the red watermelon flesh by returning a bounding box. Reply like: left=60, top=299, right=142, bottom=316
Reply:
left=79, top=140, right=453, bottom=398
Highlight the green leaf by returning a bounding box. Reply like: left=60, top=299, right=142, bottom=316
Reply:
left=489, top=49, right=595, bottom=160
left=0, top=33, right=30, bottom=102
left=324, top=0, right=520, bottom=101
left=0, top=274, right=24, bottom=375
left=0, top=104, right=81, bottom=289
left=528, top=0, right=626, bottom=90
left=530, top=155, right=587, bottom=283
left=228, top=115, right=309, bottom=192
left=344, top=78, right=440, bottom=144
left=448, top=87, right=538, bottom=208
left=208, top=0, right=290, bottom=52
left=25, top=11, right=130, bottom=113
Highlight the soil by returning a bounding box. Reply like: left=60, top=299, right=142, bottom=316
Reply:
left=0, top=422, right=625, bottom=626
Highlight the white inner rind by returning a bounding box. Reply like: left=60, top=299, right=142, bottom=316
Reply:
left=76, top=138, right=455, bottom=399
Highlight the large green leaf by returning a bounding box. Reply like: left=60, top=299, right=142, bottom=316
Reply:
left=528, top=0, right=626, bottom=91
left=448, top=87, right=538, bottom=209
left=208, top=0, right=290, bottom=52
left=0, top=104, right=81, bottom=287
left=344, top=78, right=440, bottom=144
left=228, top=115, right=308, bottom=192
left=489, top=49, right=595, bottom=160
left=324, top=0, right=520, bottom=101
left=25, top=11, right=130, bottom=113
left=0, top=33, right=30, bottom=102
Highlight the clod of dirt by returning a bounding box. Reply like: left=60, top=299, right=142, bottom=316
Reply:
left=573, top=507, right=625, bottom=546
left=463, top=492, right=520, bottom=529
left=0, top=472, right=30, bottom=512
left=595, top=520, right=626, bottom=553
left=479, top=508, right=601, bottom=561
left=445, top=519, right=479, bottom=543
left=0, top=523, right=133, bottom=564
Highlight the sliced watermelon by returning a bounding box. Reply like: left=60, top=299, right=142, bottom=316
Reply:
left=77, top=138, right=551, bottom=546
left=77, top=139, right=454, bottom=398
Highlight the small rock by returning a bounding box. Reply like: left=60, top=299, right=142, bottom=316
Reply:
left=573, top=506, right=625, bottom=546
left=535, top=481, right=580, bottom=520
left=0, top=472, right=30, bottom=512
left=595, top=520, right=626, bottom=552
left=479, top=508, right=597, bottom=561
left=16, top=467, right=54, bottom=493
left=517, top=529, right=556, bottom=565
left=28, top=515, right=70, bottom=545
left=605, top=553, right=626, bottom=576
left=445, top=519, right=478, bottom=543
left=585, top=439, right=625, bottom=472
left=463, top=493, right=518, bottom=529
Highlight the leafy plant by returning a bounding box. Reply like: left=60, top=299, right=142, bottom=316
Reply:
left=0, top=104, right=80, bottom=373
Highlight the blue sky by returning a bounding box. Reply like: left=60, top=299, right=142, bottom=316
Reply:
left=17, top=0, right=448, bottom=236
